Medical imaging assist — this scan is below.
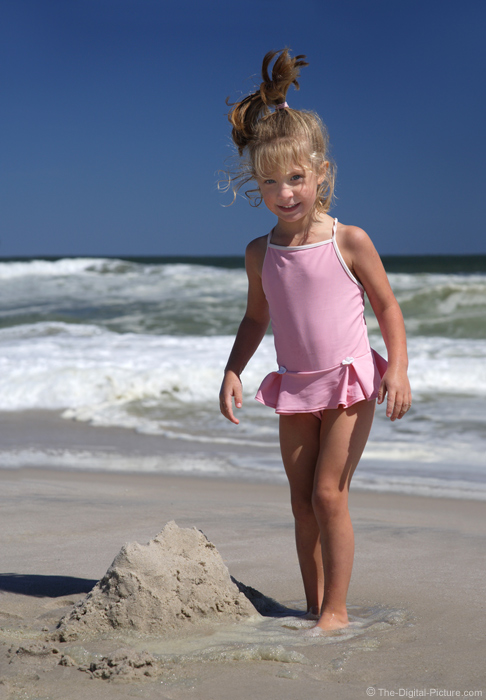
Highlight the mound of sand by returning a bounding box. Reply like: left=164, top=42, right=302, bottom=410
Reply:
left=55, top=521, right=258, bottom=641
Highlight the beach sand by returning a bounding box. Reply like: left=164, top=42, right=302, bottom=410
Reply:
left=1, top=412, right=485, bottom=699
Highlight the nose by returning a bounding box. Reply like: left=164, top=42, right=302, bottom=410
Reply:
left=277, top=182, right=293, bottom=199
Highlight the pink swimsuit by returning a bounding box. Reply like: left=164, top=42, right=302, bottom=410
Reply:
left=255, top=218, right=387, bottom=415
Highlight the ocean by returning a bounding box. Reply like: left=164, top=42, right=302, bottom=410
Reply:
left=0, top=255, right=485, bottom=500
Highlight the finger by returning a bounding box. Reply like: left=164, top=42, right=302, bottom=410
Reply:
left=219, top=391, right=240, bottom=425
left=228, top=409, right=240, bottom=425
left=391, top=394, right=412, bottom=421
left=222, top=404, right=239, bottom=424
left=220, top=397, right=239, bottom=424
left=386, top=390, right=397, bottom=420
left=233, top=384, right=243, bottom=410
left=397, top=399, right=412, bottom=420
left=377, top=378, right=386, bottom=405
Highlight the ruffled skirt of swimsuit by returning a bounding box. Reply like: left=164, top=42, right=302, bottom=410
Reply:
left=255, top=348, right=387, bottom=414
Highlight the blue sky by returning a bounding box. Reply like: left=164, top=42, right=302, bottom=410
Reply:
left=1, top=0, right=485, bottom=257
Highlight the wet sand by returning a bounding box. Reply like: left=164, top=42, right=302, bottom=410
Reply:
left=1, top=416, right=485, bottom=698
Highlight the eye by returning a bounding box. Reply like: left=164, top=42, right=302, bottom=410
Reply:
left=290, top=173, right=303, bottom=181
left=262, top=178, right=275, bottom=185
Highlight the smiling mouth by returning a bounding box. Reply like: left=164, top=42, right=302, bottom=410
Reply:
left=279, top=203, right=299, bottom=211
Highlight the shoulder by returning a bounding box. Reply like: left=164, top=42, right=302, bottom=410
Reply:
left=246, top=234, right=268, bottom=257
left=336, top=223, right=375, bottom=252
left=336, top=222, right=386, bottom=286
left=245, top=234, right=268, bottom=277
left=336, top=222, right=382, bottom=267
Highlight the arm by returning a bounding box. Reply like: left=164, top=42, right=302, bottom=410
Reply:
left=219, top=236, right=270, bottom=424
left=340, top=226, right=412, bottom=422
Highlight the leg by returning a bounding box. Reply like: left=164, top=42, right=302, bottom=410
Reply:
left=279, top=413, right=323, bottom=615
left=313, top=399, right=375, bottom=631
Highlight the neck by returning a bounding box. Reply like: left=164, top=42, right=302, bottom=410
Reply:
left=273, top=212, right=333, bottom=245
left=274, top=211, right=315, bottom=239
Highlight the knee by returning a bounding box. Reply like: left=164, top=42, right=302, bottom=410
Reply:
left=312, top=485, right=348, bottom=522
left=290, top=494, right=315, bottom=525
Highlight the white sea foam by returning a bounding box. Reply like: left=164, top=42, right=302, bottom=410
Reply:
left=0, top=322, right=268, bottom=411
left=0, top=258, right=110, bottom=280
left=0, top=324, right=485, bottom=414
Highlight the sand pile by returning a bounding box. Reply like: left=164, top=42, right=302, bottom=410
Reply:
left=55, top=521, right=258, bottom=641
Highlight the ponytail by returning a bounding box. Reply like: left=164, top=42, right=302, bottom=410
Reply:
left=227, top=49, right=309, bottom=155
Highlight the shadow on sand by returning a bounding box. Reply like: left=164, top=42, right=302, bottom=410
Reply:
left=0, top=573, right=98, bottom=598
left=232, top=577, right=304, bottom=618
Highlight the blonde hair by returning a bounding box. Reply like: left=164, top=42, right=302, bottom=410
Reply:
left=223, top=49, right=335, bottom=213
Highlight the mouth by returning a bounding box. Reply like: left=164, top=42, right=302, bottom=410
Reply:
left=278, top=203, right=299, bottom=212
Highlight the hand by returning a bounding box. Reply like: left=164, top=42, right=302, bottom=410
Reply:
left=377, top=368, right=412, bottom=422
left=219, top=371, right=243, bottom=425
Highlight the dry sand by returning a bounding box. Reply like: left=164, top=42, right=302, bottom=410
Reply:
left=1, top=417, right=485, bottom=698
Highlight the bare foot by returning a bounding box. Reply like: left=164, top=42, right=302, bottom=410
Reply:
left=302, top=606, right=320, bottom=620
left=301, top=617, right=349, bottom=637
left=312, top=611, right=349, bottom=633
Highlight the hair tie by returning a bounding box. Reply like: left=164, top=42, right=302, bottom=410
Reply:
left=274, top=102, right=289, bottom=110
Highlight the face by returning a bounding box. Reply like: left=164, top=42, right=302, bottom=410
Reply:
left=256, top=165, right=321, bottom=224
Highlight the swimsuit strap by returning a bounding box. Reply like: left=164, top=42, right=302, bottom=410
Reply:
left=331, top=217, right=363, bottom=288
left=331, top=218, right=338, bottom=239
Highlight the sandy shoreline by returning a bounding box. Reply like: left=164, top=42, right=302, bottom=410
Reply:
left=1, top=454, right=485, bottom=699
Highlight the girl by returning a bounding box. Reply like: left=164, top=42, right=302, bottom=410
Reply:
left=219, top=49, right=411, bottom=633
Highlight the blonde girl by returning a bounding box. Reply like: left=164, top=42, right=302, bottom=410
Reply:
left=219, top=49, right=411, bottom=633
